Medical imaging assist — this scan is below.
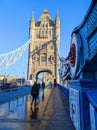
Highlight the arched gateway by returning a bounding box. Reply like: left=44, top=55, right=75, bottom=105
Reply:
left=27, top=10, right=60, bottom=84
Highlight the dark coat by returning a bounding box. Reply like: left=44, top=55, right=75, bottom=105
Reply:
left=31, top=83, right=39, bottom=97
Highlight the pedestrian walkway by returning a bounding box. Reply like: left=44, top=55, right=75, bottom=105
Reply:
left=37, top=87, right=75, bottom=130
left=0, top=86, right=75, bottom=130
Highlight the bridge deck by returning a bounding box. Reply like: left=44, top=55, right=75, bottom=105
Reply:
left=0, top=86, right=75, bottom=130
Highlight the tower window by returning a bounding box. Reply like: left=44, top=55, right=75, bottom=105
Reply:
left=33, top=57, right=36, bottom=60
left=37, top=58, right=40, bottom=62
left=35, top=46, right=38, bottom=50
left=48, top=56, right=54, bottom=62
left=41, top=55, right=46, bottom=62
left=51, top=46, right=53, bottom=49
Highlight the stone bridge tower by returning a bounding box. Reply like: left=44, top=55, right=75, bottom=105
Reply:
left=27, top=10, right=60, bottom=84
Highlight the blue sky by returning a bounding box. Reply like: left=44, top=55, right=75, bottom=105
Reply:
left=0, top=0, right=92, bottom=78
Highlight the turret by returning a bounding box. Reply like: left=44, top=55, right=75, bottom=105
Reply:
left=30, top=12, right=35, bottom=26
left=28, top=12, right=35, bottom=80
left=55, top=11, right=60, bottom=83
left=30, top=12, right=35, bottom=38
left=55, top=11, right=60, bottom=28
left=55, top=11, right=60, bottom=48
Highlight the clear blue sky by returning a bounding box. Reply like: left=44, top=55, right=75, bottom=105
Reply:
left=0, top=0, right=92, bottom=78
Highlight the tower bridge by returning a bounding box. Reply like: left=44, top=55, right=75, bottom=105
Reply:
left=27, top=10, right=60, bottom=84
left=0, top=10, right=60, bottom=85
left=0, top=1, right=97, bottom=130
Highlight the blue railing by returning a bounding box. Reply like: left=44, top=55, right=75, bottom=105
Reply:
left=58, top=84, right=69, bottom=101
left=0, top=86, right=31, bottom=105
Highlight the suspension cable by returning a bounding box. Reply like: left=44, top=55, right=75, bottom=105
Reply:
left=0, top=38, right=31, bottom=71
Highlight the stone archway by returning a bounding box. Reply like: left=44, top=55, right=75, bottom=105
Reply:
left=32, top=68, right=54, bottom=84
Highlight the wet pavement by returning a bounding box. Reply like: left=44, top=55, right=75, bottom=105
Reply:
left=0, top=86, right=75, bottom=130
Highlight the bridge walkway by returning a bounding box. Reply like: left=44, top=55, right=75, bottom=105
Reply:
left=37, top=86, right=75, bottom=130
left=0, top=86, right=75, bottom=130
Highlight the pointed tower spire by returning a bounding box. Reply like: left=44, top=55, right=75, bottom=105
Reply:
left=30, top=11, right=35, bottom=38
left=31, top=12, right=35, bottom=21
left=56, top=11, right=60, bottom=20
left=55, top=10, right=60, bottom=28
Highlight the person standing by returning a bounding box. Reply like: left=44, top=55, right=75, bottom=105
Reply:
left=31, top=81, right=39, bottom=107
left=54, top=78, right=57, bottom=88
left=42, top=80, right=45, bottom=92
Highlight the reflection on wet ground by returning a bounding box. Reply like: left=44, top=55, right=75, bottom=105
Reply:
left=30, top=107, right=39, bottom=120
left=0, top=87, right=51, bottom=122
left=0, top=96, right=27, bottom=120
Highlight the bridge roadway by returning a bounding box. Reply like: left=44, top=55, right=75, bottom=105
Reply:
left=0, top=85, right=75, bottom=130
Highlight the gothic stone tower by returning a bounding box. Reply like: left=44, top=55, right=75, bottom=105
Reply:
left=27, top=10, right=60, bottom=83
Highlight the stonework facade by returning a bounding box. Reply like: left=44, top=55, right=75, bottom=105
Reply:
left=27, top=10, right=60, bottom=83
